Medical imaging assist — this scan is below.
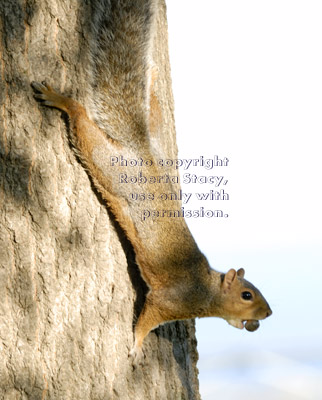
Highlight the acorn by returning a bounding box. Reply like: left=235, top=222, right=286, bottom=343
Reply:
left=245, top=319, right=260, bottom=332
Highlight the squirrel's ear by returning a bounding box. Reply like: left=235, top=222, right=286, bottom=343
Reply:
left=223, top=268, right=237, bottom=291
left=237, top=268, right=245, bottom=278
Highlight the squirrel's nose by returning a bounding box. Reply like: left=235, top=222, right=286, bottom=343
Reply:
left=266, top=308, right=272, bottom=317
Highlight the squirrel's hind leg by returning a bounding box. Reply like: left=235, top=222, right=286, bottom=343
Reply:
left=31, top=81, right=121, bottom=158
left=32, top=81, right=76, bottom=113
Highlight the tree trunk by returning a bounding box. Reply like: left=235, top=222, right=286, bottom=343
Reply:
left=0, top=1, right=200, bottom=399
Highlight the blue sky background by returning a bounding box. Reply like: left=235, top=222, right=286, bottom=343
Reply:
left=167, top=1, right=322, bottom=398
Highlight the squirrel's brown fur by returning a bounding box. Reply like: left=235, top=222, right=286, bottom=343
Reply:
left=32, top=0, right=272, bottom=363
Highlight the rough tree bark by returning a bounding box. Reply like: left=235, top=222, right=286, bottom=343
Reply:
left=0, top=1, right=201, bottom=399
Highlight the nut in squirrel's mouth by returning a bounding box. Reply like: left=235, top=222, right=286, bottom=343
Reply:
left=226, top=318, right=260, bottom=331
left=243, top=319, right=260, bottom=332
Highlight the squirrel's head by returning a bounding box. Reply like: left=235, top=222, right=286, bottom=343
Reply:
left=219, top=268, right=272, bottom=331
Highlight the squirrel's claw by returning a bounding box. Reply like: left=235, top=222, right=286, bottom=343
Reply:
left=31, top=81, right=48, bottom=93
left=31, top=81, right=70, bottom=112
left=129, top=345, right=144, bottom=366
left=31, top=81, right=52, bottom=104
left=31, top=81, right=56, bottom=99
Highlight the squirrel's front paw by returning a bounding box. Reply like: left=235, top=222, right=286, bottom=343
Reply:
left=129, top=345, right=145, bottom=366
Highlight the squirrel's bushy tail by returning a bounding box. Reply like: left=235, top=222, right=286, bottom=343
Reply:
left=88, top=0, right=158, bottom=146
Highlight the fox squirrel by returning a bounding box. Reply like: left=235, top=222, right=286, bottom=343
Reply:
left=32, top=0, right=272, bottom=363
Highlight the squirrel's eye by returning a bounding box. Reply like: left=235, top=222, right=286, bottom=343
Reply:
left=241, top=291, right=253, bottom=301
